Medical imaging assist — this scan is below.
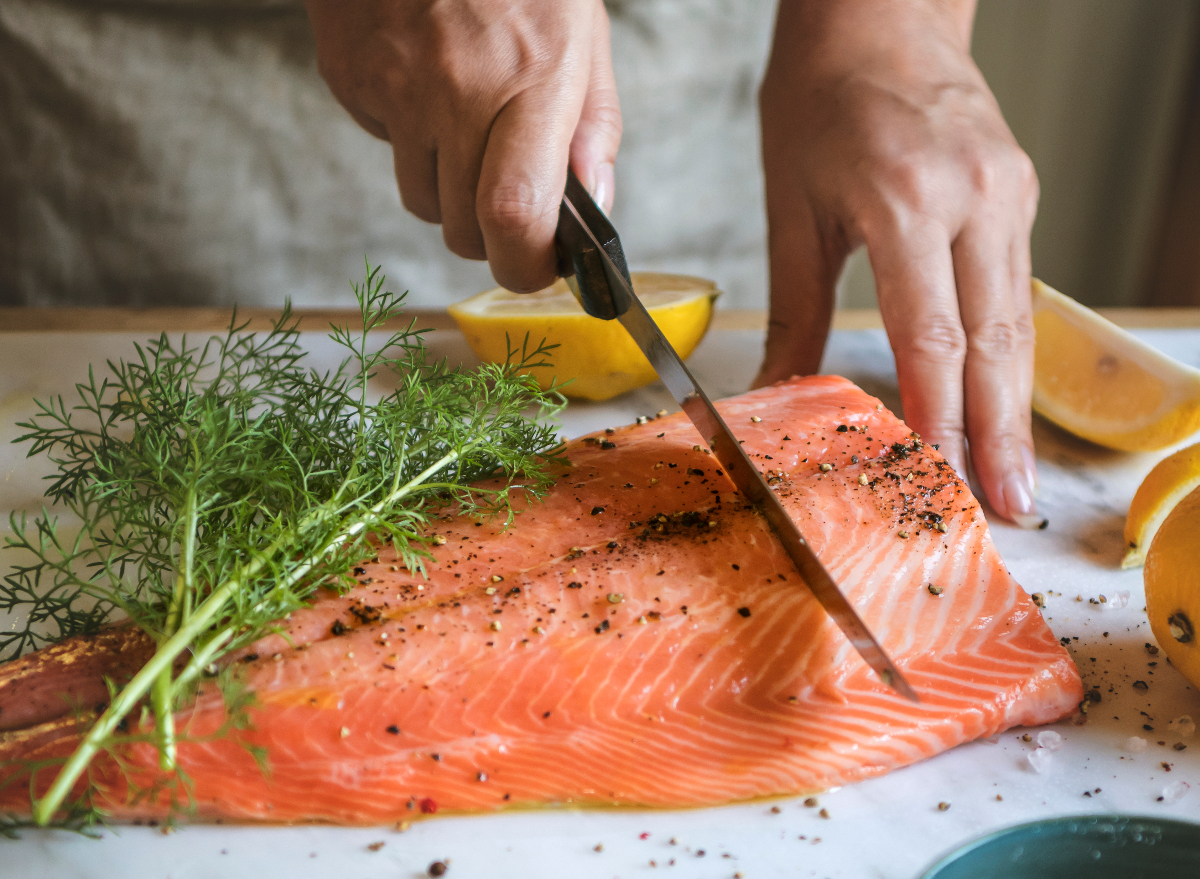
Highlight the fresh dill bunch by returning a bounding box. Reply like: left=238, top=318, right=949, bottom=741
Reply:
left=2, top=262, right=565, bottom=825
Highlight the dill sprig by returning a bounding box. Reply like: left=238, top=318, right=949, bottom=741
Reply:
left=2, top=263, right=565, bottom=825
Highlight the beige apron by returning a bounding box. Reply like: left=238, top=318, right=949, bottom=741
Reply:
left=0, top=0, right=774, bottom=309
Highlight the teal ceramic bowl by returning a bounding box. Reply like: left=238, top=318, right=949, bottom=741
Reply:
left=918, top=815, right=1200, bottom=878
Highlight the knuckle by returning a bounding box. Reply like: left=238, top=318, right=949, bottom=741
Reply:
left=429, top=46, right=482, bottom=96
left=1014, top=315, right=1036, bottom=348
left=898, top=317, right=968, bottom=366
left=967, top=319, right=1022, bottom=361
left=1013, top=149, right=1038, bottom=191
left=986, top=428, right=1029, bottom=457
left=582, top=95, right=623, bottom=143
left=1017, top=152, right=1041, bottom=218
left=478, top=180, right=555, bottom=237
left=855, top=161, right=942, bottom=235
left=966, top=152, right=1001, bottom=198
left=968, top=144, right=1039, bottom=206
left=875, top=158, right=935, bottom=213
left=362, top=62, right=409, bottom=106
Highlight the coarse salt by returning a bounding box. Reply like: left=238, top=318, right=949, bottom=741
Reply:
left=1037, top=730, right=1064, bottom=751
left=1162, top=781, right=1190, bottom=805
left=1103, top=590, right=1130, bottom=610
left=1124, top=736, right=1148, bottom=753
left=1027, top=748, right=1053, bottom=773
left=1168, top=716, right=1196, bottom=738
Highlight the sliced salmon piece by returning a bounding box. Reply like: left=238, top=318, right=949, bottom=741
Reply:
left=0, top=376, right=1081, bottom=822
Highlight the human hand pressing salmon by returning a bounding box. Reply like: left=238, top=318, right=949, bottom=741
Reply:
left=753, top=0, right=1044, bottom=528
left=304, top=0, right=622, bottom=294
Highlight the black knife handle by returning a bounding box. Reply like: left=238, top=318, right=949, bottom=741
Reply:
left=555, top=168, right=633, bottom=321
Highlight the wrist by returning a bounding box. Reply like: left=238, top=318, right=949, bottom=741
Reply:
left=770, top=0, right=977, bottom=76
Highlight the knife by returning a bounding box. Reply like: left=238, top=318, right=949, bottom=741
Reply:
left=554, top=168, right=918, bottom=702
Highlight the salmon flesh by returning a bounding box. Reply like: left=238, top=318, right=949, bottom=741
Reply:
left=0, top=376, right=1081, bottom=822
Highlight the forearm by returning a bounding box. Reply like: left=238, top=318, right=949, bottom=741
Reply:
left=769, top=0, right=978, bottom=75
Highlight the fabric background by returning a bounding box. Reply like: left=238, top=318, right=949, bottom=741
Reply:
left=0, top=1, right=1196, bottom=310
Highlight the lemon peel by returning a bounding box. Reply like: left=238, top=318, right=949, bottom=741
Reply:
left=1123, top=441, right=1200, bottom=569
left=1031, top=279, right=1200, bottom=451
left=448, top=273, right=719, bottom=401
left=1144, top=486, right=1200, bottom=691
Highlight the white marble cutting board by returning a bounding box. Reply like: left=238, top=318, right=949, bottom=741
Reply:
left=1, top=323, right=1198, bottom=879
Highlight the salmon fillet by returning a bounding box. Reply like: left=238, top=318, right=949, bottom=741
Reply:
left=0, top=375, right=1081, bottom=823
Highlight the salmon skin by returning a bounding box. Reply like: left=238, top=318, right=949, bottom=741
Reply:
left=0, top=376, right=1081, bottom=823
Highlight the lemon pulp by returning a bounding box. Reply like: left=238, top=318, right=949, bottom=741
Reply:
left=1031, top=279, right=1200, bottom=451
left=1123, top=441, right=1200, bottom=568
left=448, top=273, right=719, bottom=401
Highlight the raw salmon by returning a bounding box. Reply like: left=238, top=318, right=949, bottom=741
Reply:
left=0, top=376, right=1082, bottom=822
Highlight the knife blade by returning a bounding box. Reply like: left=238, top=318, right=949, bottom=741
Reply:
left=555, top=169, right=918, bottom=702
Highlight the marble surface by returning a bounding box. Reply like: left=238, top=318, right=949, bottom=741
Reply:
left=1, top=325, right=1199, bottom=879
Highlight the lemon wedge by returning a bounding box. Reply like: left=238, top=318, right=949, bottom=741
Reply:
left=1031, top=279, right=1200, bottom=451
left=1144, top=485, right=1200, bottom=689
left=448, top=272, right=719, bottom=401
left=1123, top=442, right=1200, bottom=568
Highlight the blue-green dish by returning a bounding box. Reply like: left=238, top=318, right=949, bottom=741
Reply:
left=918, top=814, right=1200, bottom=879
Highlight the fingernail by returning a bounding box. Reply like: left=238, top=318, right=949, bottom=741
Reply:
left=591, top=163, right=614, bottom=216
left=1021, top=445, right=1039, bottom=498
left=1002, top=470, right=1044, bottom=529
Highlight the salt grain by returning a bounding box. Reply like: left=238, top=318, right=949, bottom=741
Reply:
left=1027, top=748, right=1053, bottom=773
left=1103, top=590, right=1130, bottom=610
left=1037, top=731, right=1064, bottom=751
left=1124, top=736, right=1148, bottom=753
left=1168, top=716, right=1196, bottom=738
left=1161, top=781, right=1190, bottom=805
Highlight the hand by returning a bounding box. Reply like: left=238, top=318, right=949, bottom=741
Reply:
left=305, top=0, right=622, bottom=293
left=754, top=0, right=1042, bottom=527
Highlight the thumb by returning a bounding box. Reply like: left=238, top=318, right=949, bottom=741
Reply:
left=753, top=204, right=847, bottom=388
left=569, top=3, right=622, bottom=213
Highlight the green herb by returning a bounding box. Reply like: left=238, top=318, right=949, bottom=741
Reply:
left=2, top=263, right=564, bottom=825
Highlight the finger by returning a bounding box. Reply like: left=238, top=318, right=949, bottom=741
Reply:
left=477, top=78, right=586, bottom=293
left=436, top=121, right=491, bottom=260
left=569, top=5, right=622, bottom=214
left=344, top=105, right=389, bottom=143
left=1013, top=156, right=1039, bottom=489
left=386, top=125, right=441, bottom=225
left=955, top=217, right=1040, bottom=527
left=752, top=202, right=845, bottom=388
left=1009, top=235, right=1035, bottom=446
left=869, top=222, right=969, bottom=478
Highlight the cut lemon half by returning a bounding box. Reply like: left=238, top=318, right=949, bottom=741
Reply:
left=1123, top=441, right=1200, bottom=568
left=1144, top=485, right=1200, bottom=689
left=1032, top=279, right=1200, bottom=450
left=448, top=272, right=719, bottom=401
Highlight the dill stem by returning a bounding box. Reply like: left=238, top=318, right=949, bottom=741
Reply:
left=33, top=557, right=267, bottom=826
left=33, top=448, right=463, bottom=826
left=154, top=487, right=199, bottom=771
left=150, top=675, right=176, bottom=772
